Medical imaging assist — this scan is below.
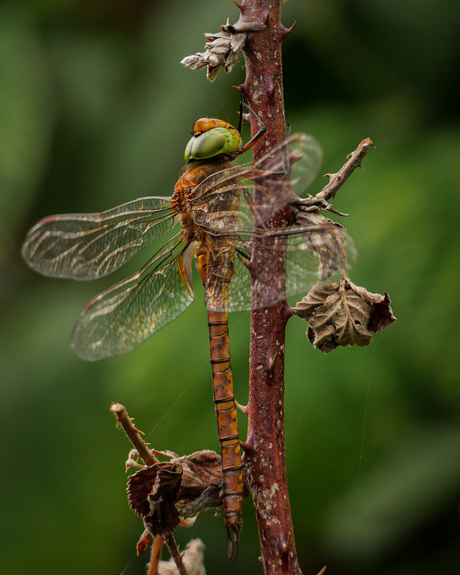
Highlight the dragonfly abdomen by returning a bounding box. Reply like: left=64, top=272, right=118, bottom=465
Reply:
left=208, top=311, right=243, bottom=554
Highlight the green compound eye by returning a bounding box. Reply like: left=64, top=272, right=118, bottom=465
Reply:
left=184, top=127, right=241, bottom=163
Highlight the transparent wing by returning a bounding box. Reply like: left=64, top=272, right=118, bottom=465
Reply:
left=191, top=134, right=322, bottom=234
left=189, top=134, right=354, bottom=313
left=71, top=236, right=195, bottom=361
left=206, top=226, right=355, bottom=313
left=22, top=197, right=176, bottom=280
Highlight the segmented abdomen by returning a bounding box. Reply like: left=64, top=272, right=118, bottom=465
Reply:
left=208, top=310, right=243, bottom=549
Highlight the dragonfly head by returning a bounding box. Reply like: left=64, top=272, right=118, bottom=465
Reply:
left=184, top=118, right=242, bottom=163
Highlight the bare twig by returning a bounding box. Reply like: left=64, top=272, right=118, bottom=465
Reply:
left=110, top=402, right=158, bottom=466
left=164, top=533, right=189, bottom=575
left=317, top=138, right=375, bottom=203
left=147, top=534, right=164, bottom=575
left=112, top=403, right=191, bottom=575
left=294, top=138, right=375, bottom=219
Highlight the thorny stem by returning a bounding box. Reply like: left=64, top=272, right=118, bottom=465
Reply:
left=317, top=138, right=375, bottom=203
left=294, top=138, right=374, bottom=220
left=110, top=403, right=158, bottom=466
left=237, top=1, right=302, bottom=574
left=110, top=403, right=189, bottom=575
left=181, top=4, right=375, bottom=573
left=164, top=533, right=189, bottom=575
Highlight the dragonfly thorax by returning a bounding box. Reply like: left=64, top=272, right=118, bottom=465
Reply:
left=171, top=158, right=233, bottom=245
left=170, top=158, right=234, bottom=212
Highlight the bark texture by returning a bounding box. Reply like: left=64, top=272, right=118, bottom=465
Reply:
left=239, top=1, right=303, bottom=573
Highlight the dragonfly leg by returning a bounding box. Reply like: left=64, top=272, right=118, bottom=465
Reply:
left=236, top=85, right=266, bottom=153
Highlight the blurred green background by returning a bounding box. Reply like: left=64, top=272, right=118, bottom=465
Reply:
left=2, top=0, right=459, bottom=573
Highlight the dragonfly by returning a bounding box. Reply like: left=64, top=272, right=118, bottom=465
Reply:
left=22, top=104, right=354, bottom=556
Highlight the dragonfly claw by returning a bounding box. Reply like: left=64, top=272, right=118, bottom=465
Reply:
left=227, top=525, right=240, bottom=559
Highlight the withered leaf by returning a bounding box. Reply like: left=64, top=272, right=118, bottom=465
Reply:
left=180, top=29, right=246, bottom=82
left=127, top=450, right=228, bottom=539
left=181, top=450, right=222, bottom=487
left=135, top=528, right=151, bottom=555
left=292, top=279, right=396, bottom=353
left=128, top=462, right=182, bottom=535
left=177, top=450, right=224, bottom=517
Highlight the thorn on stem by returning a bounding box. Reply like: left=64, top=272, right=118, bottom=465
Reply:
left=240, top=440, right=250, bottom=453
left=235, top=399, right=248, bottom=414
left=282, top=531, right=292, bottom=555
left=267, top=77, right=275, bottom=99
left=269, top=352, right=278, bottom=374
left=279, top=21, right=296, bottom=40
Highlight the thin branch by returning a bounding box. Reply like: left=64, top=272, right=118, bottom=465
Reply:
left=164, top=533, right=189, bottom=575
left=111, top=403, right=189, bottom=575
left=317, top=138, right=375, bottom=203
left=110, top=402, right=158, bottom=466
left=294, top=138, right=374, bottom=218
left=147, top=535, right=164, bottom=575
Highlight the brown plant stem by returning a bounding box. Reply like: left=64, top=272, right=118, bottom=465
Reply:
left=111, top=403, right=189, bottom=575
left=147, top=534, right=164, bottom=575
left=238, top=0, right=302, bottom=573
left=316, top=138, right=375, bottom=203
left=110, top=402, right=158, bottom=466
left=164, top=533, right=189, bottom=575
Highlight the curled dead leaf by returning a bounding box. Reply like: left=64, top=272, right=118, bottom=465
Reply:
left=128, top=462, right=182, bottom=535
left=127, top=450, right=225, bottom=540
left=177, top=450, right=224, bottom=518
left=180, top=19, right=266, bottom=82
left=181, top=29, right=246, bottom=82
left=292, top=279, right=396, bottom=353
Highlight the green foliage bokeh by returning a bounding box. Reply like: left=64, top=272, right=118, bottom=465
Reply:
left=1, top=1, right=459, bottom=573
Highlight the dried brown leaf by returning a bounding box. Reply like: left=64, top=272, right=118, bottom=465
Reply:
left=181, top=29, right=247, bottom=82
left=177, top=450, right=224, bottom=517
left=136, top=528, right=151, bottom=555
left=128, top=462, right=182, bottom=535
left=292, top=279, right=396, bottom=353
left=127, top=450, right=227, bottom=541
